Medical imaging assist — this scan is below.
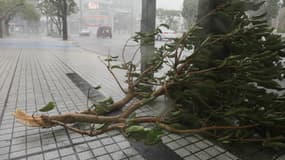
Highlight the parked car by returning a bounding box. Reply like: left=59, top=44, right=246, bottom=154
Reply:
left=79, top=28, right=91, bottom=36
left=97, top=26, right=112, bottom=39
left=156, top=26, right=179, bottom=41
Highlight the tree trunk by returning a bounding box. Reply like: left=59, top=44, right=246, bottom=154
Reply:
left=4, top=21, right=9, bottom=36
left=62, top=0, right=68, bottom=40
left=0, top=19, right=3, bottom=38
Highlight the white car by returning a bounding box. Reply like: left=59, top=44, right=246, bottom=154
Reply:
left=79, top=28, right=91, bottom=36
left=156, top=27, right=179, bottom=41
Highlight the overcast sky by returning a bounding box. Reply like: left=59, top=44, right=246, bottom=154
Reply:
left=157, top=0, right=184, bottom=10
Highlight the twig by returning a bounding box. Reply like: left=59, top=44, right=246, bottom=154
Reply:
left=131, top=46, right=141, bottom=63
left=120, top=86, right=167, bottom=118
left=122, top=37, right=133, bottom=64
left=99, top=57, right=127, bottom=94
left=51, top=120, right=124, bottom=137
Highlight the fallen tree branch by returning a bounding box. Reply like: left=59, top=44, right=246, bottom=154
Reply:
left=158, top=123, right=259, bottom=134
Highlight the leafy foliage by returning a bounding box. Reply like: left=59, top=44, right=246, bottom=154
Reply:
left=38, top=0, right=77, bottom=39
left=13, top=0, right=285, bottom=152
left=0, top=0, right=40, bottom=37
left=124, top=0, right=285, bottom=148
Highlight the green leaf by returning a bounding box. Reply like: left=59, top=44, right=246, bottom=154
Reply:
left=94, top=85, right=101, bottom=90
left=126, top=125, right=145, bottom=133
left=126, top=112, right=137, bottom=126
left=158, top=24, right=169, bottom=29
left=39, top=102, right=56, bottom=112
left=98, top=97, right=114, bottom=105
left=144, top=128, right=164, bottom=145
left=111, top=65, right=122, bottom=69
left=95, top=123, right=108, bottom=130
left=125, top=126, right=163, bottom=145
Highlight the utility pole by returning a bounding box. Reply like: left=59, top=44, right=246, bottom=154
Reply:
left=79, top=0, right=83, bottom=31
left=140, top=0, right=156, bottom=73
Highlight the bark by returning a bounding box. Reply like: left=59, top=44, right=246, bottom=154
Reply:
left=0, top=19, right=3, bottom=38
left=62, top=0, right=68, bottom=40
left=4, top=21, right=9, bottom=36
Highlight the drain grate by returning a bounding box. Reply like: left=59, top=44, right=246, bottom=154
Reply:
left=66, top=73, right=105, bottom=104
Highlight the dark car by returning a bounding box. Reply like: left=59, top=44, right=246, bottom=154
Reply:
left=97, top=26, right=112, bottom=39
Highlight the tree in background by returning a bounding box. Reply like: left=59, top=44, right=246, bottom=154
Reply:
left=0, top=0, right=24, bottom=37
left=0, top=0, right=40, bottom=38
left=182, top=0, right=199, bottom=28
left=38, top=0, right=77, bottom=40
left=156, top=9, right=181, bottom=30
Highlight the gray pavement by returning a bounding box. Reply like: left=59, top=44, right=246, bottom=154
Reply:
left=0, top=35, right=282, bottom=160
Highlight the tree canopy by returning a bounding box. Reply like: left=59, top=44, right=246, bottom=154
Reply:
left=38, top=0, right=77, bottom=40
left=156, top=8, right=181, bottom=30
left=0, top=0, right=40, bottom=37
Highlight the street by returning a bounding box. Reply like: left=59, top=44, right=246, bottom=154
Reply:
left=71, top=33, right=166, bottom=63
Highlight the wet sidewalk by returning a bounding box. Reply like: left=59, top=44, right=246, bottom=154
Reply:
left=0, top=36, right=282, bottom=160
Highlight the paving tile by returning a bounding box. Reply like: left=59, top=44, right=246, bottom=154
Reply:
left=59, top=147, right=74, bottom=157
left=184, top=155, right=200, bottom=160
left=168, top=134, right=182, bottom=140
left=122, top=148, right=138, bottom=157
left=110, top=151, right=127, bottom=160
left=0, top=154, right=9, bottom=160
left=78, top=150, right=94, bottom=160
left=27, top=154, right=44, bottom=160
left=161, top=136, right=172, bottom=143
left=166, top=141, right=180, bottom=150
left=92, top=147, right=107, bottom=157
left=204, top=146, right=224, bottom=157
left=129, top=155, right=145, bottom=160
left=117, top=141, right=131, bottom=149
left=88, top=140, right=102, bottom=149
left=0, top=141, right=10, bottom=148
left=185, top=144, right=202, bottom=153
left=195, top=151, right=212, bottom=160
left=176, top=138, right=190, bottom=147
left=61, top=154, right=78, bottom=160
left=112, top=135, right=126, bottom=143
left=175, top=148, right=191, bottom=157
left=10, top=150, right=26, bottom=159
left=105, top=144, right=121, bottom=153
left=26, top=147, right=42, bottom=155
left=216, top=154, right=235, bottom=160
left=0, top=146, right=10, bottom=155
left=100, top=137, right=114, bottom=145
left=96, top=154, right=112, bottom=160
left=75, top=143, right=89, bottom=152
left=44, top=150, right=59, bottom=160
